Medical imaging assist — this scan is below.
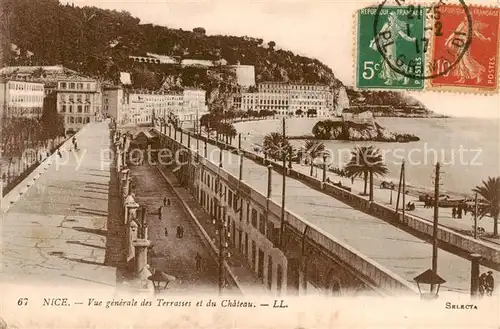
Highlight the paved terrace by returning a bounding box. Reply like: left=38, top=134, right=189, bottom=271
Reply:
left=1, top=122, right=119, bottom=290
left=169, top=131, right=498, bottom=295
left=1, top=121, right=258, bottom=295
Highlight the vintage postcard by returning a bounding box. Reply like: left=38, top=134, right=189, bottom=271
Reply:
left=1, top=0, right=499, bottom=328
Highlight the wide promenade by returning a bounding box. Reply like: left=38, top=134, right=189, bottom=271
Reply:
left=168, top=129, right=498, bottom=295
left=1, top=122, right=222, bottom=295
left=1, top=122, right=119, bottom=290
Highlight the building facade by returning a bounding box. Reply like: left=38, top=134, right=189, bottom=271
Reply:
left=55, top=79, right=101, bottom=134
left=227, top=64, right=256, bottom=87
left=103, top=88, right=207, bottom=126
left=182, top=88, right=208, bottom=122
left=0, top=79, right=45, bottom=118
left=238, top=82, right=335, bottom=117
left=102, top=86, right=127, bottom=122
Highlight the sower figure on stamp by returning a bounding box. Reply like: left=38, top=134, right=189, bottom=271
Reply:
left=370, top=12, right=416, bottom=86
left=445, top=19, right=490, bottom=84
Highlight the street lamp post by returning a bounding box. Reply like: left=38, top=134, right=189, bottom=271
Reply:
left=414, top=269, right=446, bottom=300
left=322, top=154, right=327, bottom=183
left=279, top=117, right=286, bottom=247
left=431, top=162, right=440, bottom=292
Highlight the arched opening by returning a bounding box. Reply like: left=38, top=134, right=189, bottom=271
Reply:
left=325, top=268, right=343, bottom=296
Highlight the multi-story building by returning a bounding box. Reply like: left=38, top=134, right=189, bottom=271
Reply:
left=104, top=88, right=207, bottom=126
left=55, top=78, right=101, bottom=134
left=102, top=85, right=127, bottom=121
left=182, top=88, right=208, bottom=122
left=257, top=82, right=290, bottom=115
left=0, top=79, right=45, bottom=118
left=238, top=82, right=338, bottom=117
left=227, top=64, right=256, bottom=87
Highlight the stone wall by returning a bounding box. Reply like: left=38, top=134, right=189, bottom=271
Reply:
left=183, top=128, right=499, bottom=268
left=159, top=128, right=418, bottom=295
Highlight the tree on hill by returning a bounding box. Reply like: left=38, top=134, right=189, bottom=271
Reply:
left=193, top=27, right=206, bottom=35
left=4, top=0, right=340, bottom=93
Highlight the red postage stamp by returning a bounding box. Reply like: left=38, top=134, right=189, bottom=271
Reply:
left=429, top=4, right=500, bottom=92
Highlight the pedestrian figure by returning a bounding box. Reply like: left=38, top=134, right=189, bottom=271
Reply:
left=452, top=207, right=456, bottom=218
left=163, top=197, right=168, bottom=206
left=351, top=176, right=354, bottom=185
left=176, top=225, right=182, bottom=238
left=57, top=149, right=62, bottom=158
left=463, top=204, right=468, bottom=215
left=164, top=227, right=168, bottom=237
left=195, top=253, right=202, bottom=271
left=485, top=271, right=495, bottom=296
left=179, top=225, right=184, bottom=238
left=479, top=273, right=487, bottom=297
left=167, top=198, right=171, bottom=206
left=457, top=207, right=462, bottom=219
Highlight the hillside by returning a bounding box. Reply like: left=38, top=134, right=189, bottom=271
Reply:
left=1, top=0, right=429, bottom=113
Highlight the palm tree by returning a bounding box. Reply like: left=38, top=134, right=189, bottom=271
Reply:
left=344, top=146, right=388, bottom=200
left=303, top=140, right=325, bottom=176
left=472, top=176, right=500, bottom=237
left=263, top=132, right=288, bottom=161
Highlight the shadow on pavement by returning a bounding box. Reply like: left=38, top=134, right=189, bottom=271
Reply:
left=66, top=240, right=106, bottom=250
left=72, top=226, right=107, bottom=236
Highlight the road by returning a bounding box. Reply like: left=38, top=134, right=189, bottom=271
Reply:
left=129, top=164, right=220, bottom=293
left=171, top=130, right=498, bottom=295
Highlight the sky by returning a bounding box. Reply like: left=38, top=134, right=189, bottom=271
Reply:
left=68, top=0, right=500, bottom=119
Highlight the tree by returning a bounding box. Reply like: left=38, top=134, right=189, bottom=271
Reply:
left=263, top=132, right=289, bottom=161
left=307, top=109, right=317, bottom=117
left=193, top=27, right=206, bottom=35
left=295, top=109, right=303, bottom=116
left=472, top=177, right=500, bottom=237
left=268, top=41, right=276, bottom=49
left=303, top=140, right=325, bottom=176
left=41, top=104, right=65, bottom=144
left=344, top=146, right=388, bottom=199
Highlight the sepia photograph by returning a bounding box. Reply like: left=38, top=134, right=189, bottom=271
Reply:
left=0, top=0, right=499, bottom=328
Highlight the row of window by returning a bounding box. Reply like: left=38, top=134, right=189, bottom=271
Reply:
left=59, top=82, right=94, bottom=91
left=4, top=106, right=42, bottom=116
left=259, top=85, right=329, bottom=92
left=8, top=82, right=44, bottom=92
left=66, top=116, right=91, bottom=124
left=60, top=93, right=92, bottom=101
left=60, top=105, right=91, bottom=113
left=197, top=172, right=283, bottom=291
left=10, top=95, right=44, bottom=103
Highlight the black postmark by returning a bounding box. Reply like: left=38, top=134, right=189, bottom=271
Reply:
left=372, top=0, right=473, bottom=80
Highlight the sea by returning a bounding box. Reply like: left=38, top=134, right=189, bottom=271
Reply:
left=234, top=117, right=500, bottom=197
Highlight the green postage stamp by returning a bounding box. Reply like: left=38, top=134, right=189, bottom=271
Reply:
left=356, top=6, right=426, bottom=90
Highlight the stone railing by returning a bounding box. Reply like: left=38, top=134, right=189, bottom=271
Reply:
left=158, top=128, right=418, bottom=295
left=1, top=127, right=87, bottom=214
left=174, top=128, right=499, bottom=269
left=112, top=129, right=154, bottom=290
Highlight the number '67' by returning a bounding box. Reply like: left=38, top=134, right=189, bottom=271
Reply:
left=17, top=298, right=28, bottom=306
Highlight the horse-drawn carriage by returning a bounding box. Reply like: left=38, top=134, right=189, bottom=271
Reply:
left=380, top=181, right=395, bottom=190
